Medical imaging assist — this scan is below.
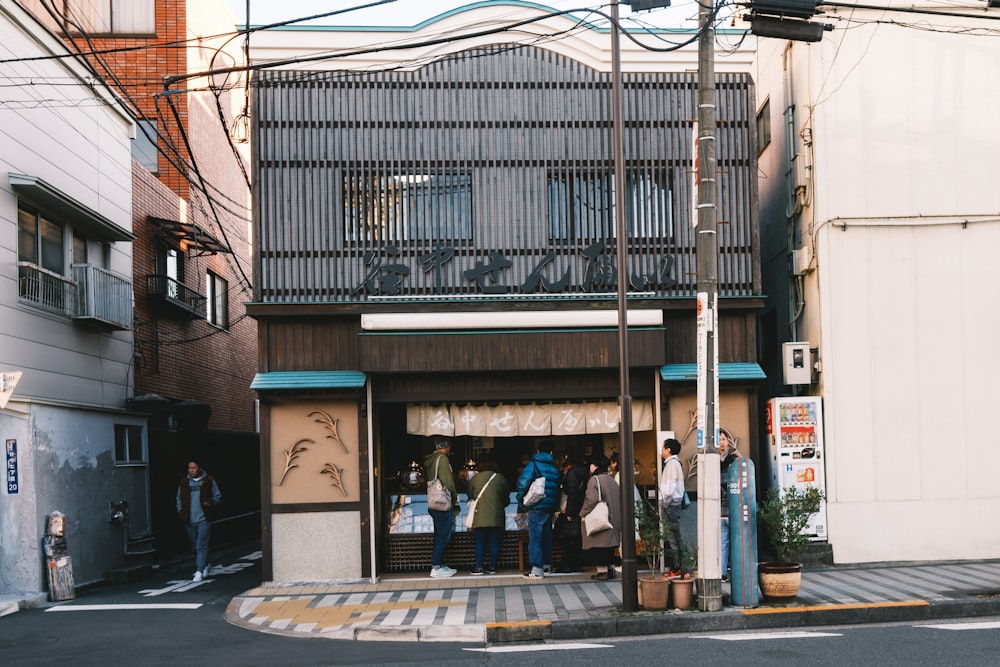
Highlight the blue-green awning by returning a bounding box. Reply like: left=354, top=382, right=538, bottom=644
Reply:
left=251, top=371, right=367, bottom=391
left=660, top=363, right=767, bottom=382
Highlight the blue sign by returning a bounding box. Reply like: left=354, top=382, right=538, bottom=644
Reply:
left=6, top=439, right=17, bottom=494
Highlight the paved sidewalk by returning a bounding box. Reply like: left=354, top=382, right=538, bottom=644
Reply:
left=226, top=560, right=1000, bottom=643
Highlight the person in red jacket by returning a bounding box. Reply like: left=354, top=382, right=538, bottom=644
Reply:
left=176, top=460, right=222, bottom=582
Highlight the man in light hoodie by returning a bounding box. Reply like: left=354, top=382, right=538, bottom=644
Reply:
left=177, top=460, right=222, bottom=582
left=658, top=438, right=685, bottom=577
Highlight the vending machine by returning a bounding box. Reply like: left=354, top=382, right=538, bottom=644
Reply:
left=765, top=396, right=828, bottom=539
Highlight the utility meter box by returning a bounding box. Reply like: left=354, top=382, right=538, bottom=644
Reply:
left=782, top=342, right=812, bottom=385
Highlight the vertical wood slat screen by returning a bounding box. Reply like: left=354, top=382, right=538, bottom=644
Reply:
left=254, top=46, right=758, bottom=303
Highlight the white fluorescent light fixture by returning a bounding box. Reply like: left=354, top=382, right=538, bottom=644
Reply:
left=361, top=310, right=663, bottom=331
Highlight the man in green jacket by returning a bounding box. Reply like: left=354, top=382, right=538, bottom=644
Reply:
left=424, top=438, right=459, bottom=577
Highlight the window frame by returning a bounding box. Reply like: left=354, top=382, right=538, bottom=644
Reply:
left=343, top=172, right=474, bottom=246
left=114, top=424, right=146, bottom=466
left=757, top=98, right=772, bottom=155
left=206, top=270, right=229, bottom=329
left=64, top=0, right=155, bottom=36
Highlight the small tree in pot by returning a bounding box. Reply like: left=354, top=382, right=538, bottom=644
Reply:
left=757, top=485, right=824, bottom=601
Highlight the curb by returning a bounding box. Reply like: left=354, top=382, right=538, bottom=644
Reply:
left=539, top=597, right=1000, bottom=643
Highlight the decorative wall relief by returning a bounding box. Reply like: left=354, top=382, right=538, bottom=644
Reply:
left=269, top=400, right=360, bottom=504
left=309, top=410, right=348, bottom=452
left=278, top=438, right=312, bottom=485
left=321, top=462, right=348, bottom=496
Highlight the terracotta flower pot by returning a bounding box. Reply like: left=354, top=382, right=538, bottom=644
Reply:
left=638, top=576, right=670, bottom=609
left=670, top=576, right=695, bottom=609
left=758, top=561, right=803, bottom=601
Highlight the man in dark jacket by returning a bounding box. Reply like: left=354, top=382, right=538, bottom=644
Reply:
left=176, top=460, right=222, bottom=582
left=555, top=449, right=589, bottom=573
left=517, top=440, right=562, bottom=578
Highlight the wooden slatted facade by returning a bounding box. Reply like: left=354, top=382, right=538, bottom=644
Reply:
left=248, top=44, right=764, bottom=581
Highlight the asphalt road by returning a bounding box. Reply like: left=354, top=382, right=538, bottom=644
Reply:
left=3, top=541, right=999, bottom=666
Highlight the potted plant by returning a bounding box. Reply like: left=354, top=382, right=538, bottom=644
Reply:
left=757, top=485, right=825, bottom=601
left=634, top=498, right=671, bottom=609
left=667, top=541, right=697, bottom=609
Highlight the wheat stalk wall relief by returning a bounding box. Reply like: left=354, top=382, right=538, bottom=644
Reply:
left=278, top=438, right=313, bottom=485
left=308, top=410, right=348, bottom=453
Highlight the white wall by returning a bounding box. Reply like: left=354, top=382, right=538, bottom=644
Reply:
left=755, top=11, right=1000, bottom=562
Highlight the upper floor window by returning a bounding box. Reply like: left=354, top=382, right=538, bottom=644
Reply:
left=547, top=170, right=672, bottom=242
left=344, top=173, right=473, bottom=245
left=17, top=204, right=69, bottom=313
left=65, top=0, right=155, bottom=35
left=757, top=98, right=772, bottom=155
left=206, top=271, right=228, bottom=329
left=132, top=120, right=158, bottom=173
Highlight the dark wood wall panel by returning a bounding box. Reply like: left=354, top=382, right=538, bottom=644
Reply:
left=359, top=329, right=664, bottom=373
left=374, top=368, right=655, bottom=403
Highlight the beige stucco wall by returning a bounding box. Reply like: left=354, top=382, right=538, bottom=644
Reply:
left=269, top=400, right=361, bottom=504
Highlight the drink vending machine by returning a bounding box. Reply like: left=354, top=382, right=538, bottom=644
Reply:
left=766, top=396, right=828, bottom=539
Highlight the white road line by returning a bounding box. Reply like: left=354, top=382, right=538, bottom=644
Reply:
left=918, top=621, right=1000, bottom=631
left=696, top=631, right=843, bottom=641
left=46, top=603, right=202, bottom=612
left=465, top=643, right=614, bottom=653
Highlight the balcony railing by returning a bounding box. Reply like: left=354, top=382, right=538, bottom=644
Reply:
left=146, top=274, right=207, bottom=319
left=72, top=264, right=133, bottom=330
left=18, top=262, right=76, bottom=317
left=18, top=262, right=133, bottom=331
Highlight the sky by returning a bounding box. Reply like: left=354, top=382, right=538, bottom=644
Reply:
left=226, top=0, right=697, bottom=30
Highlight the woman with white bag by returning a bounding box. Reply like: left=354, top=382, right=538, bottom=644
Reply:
left=466, top=454, right=509, bottom=575
left=579, top=454, right=621, bottom=580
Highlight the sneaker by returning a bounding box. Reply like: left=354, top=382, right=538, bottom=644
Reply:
left=486, top=568, right=497, bottom=575
left=430, top=565, right=456, bottom=578
left=543, top=565, right=551, bottom=575
left=522, top=572, right=544, bottom=580
left=202, top=564, right=212, bottom=578
left=192, top=571, right=204, bottom=582
left=471, top=568, right=484, bottom=575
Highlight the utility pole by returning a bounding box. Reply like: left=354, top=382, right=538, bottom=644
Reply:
left=695, top=0, right=723, bottom=612
left=610, top=0, right=639, bottom=614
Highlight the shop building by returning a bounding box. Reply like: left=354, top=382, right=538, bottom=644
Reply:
left=247, top=5, right=763, bottom=580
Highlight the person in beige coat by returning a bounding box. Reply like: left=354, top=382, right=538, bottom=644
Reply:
left=579, top=454, right=621, bottom=580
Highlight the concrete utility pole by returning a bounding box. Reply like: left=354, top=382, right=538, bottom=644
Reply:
left=610, top=0, right=639, bottom=614
left=695, top=0, right=723, bottom=611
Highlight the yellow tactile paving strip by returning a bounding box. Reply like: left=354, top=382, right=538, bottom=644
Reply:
left=249, top=596, right=463, bottom=630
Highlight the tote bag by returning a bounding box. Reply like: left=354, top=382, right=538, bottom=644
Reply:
left=427, top=457, right=453, bottom=511
left=464, top=472, right=496, bottom=529
left=523, top=470, right=547, bottom=507
left=583, top=477, right=613, bottom=536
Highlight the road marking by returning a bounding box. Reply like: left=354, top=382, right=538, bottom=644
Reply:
left=139, top=579, right=213, bottom=596
left=464, top=643, right=614, bottom=653
left=46, top=603, right=202, bottom=612
left=697, top=631, right=843, bottom=641
left=919, top=621, right=1000, bottom=631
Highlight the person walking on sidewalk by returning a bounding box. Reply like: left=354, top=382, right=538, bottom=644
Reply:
left=424, top=438, right=459, bottom=578
left=659, top=438, right=685, bottom=577
left=467, top=454, right=509, bottom=575
left=580, top=454, right=621, bottom=579
left=176, top=459, right=222, bottom=582
left=517, top=440, right=562, bottom=579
